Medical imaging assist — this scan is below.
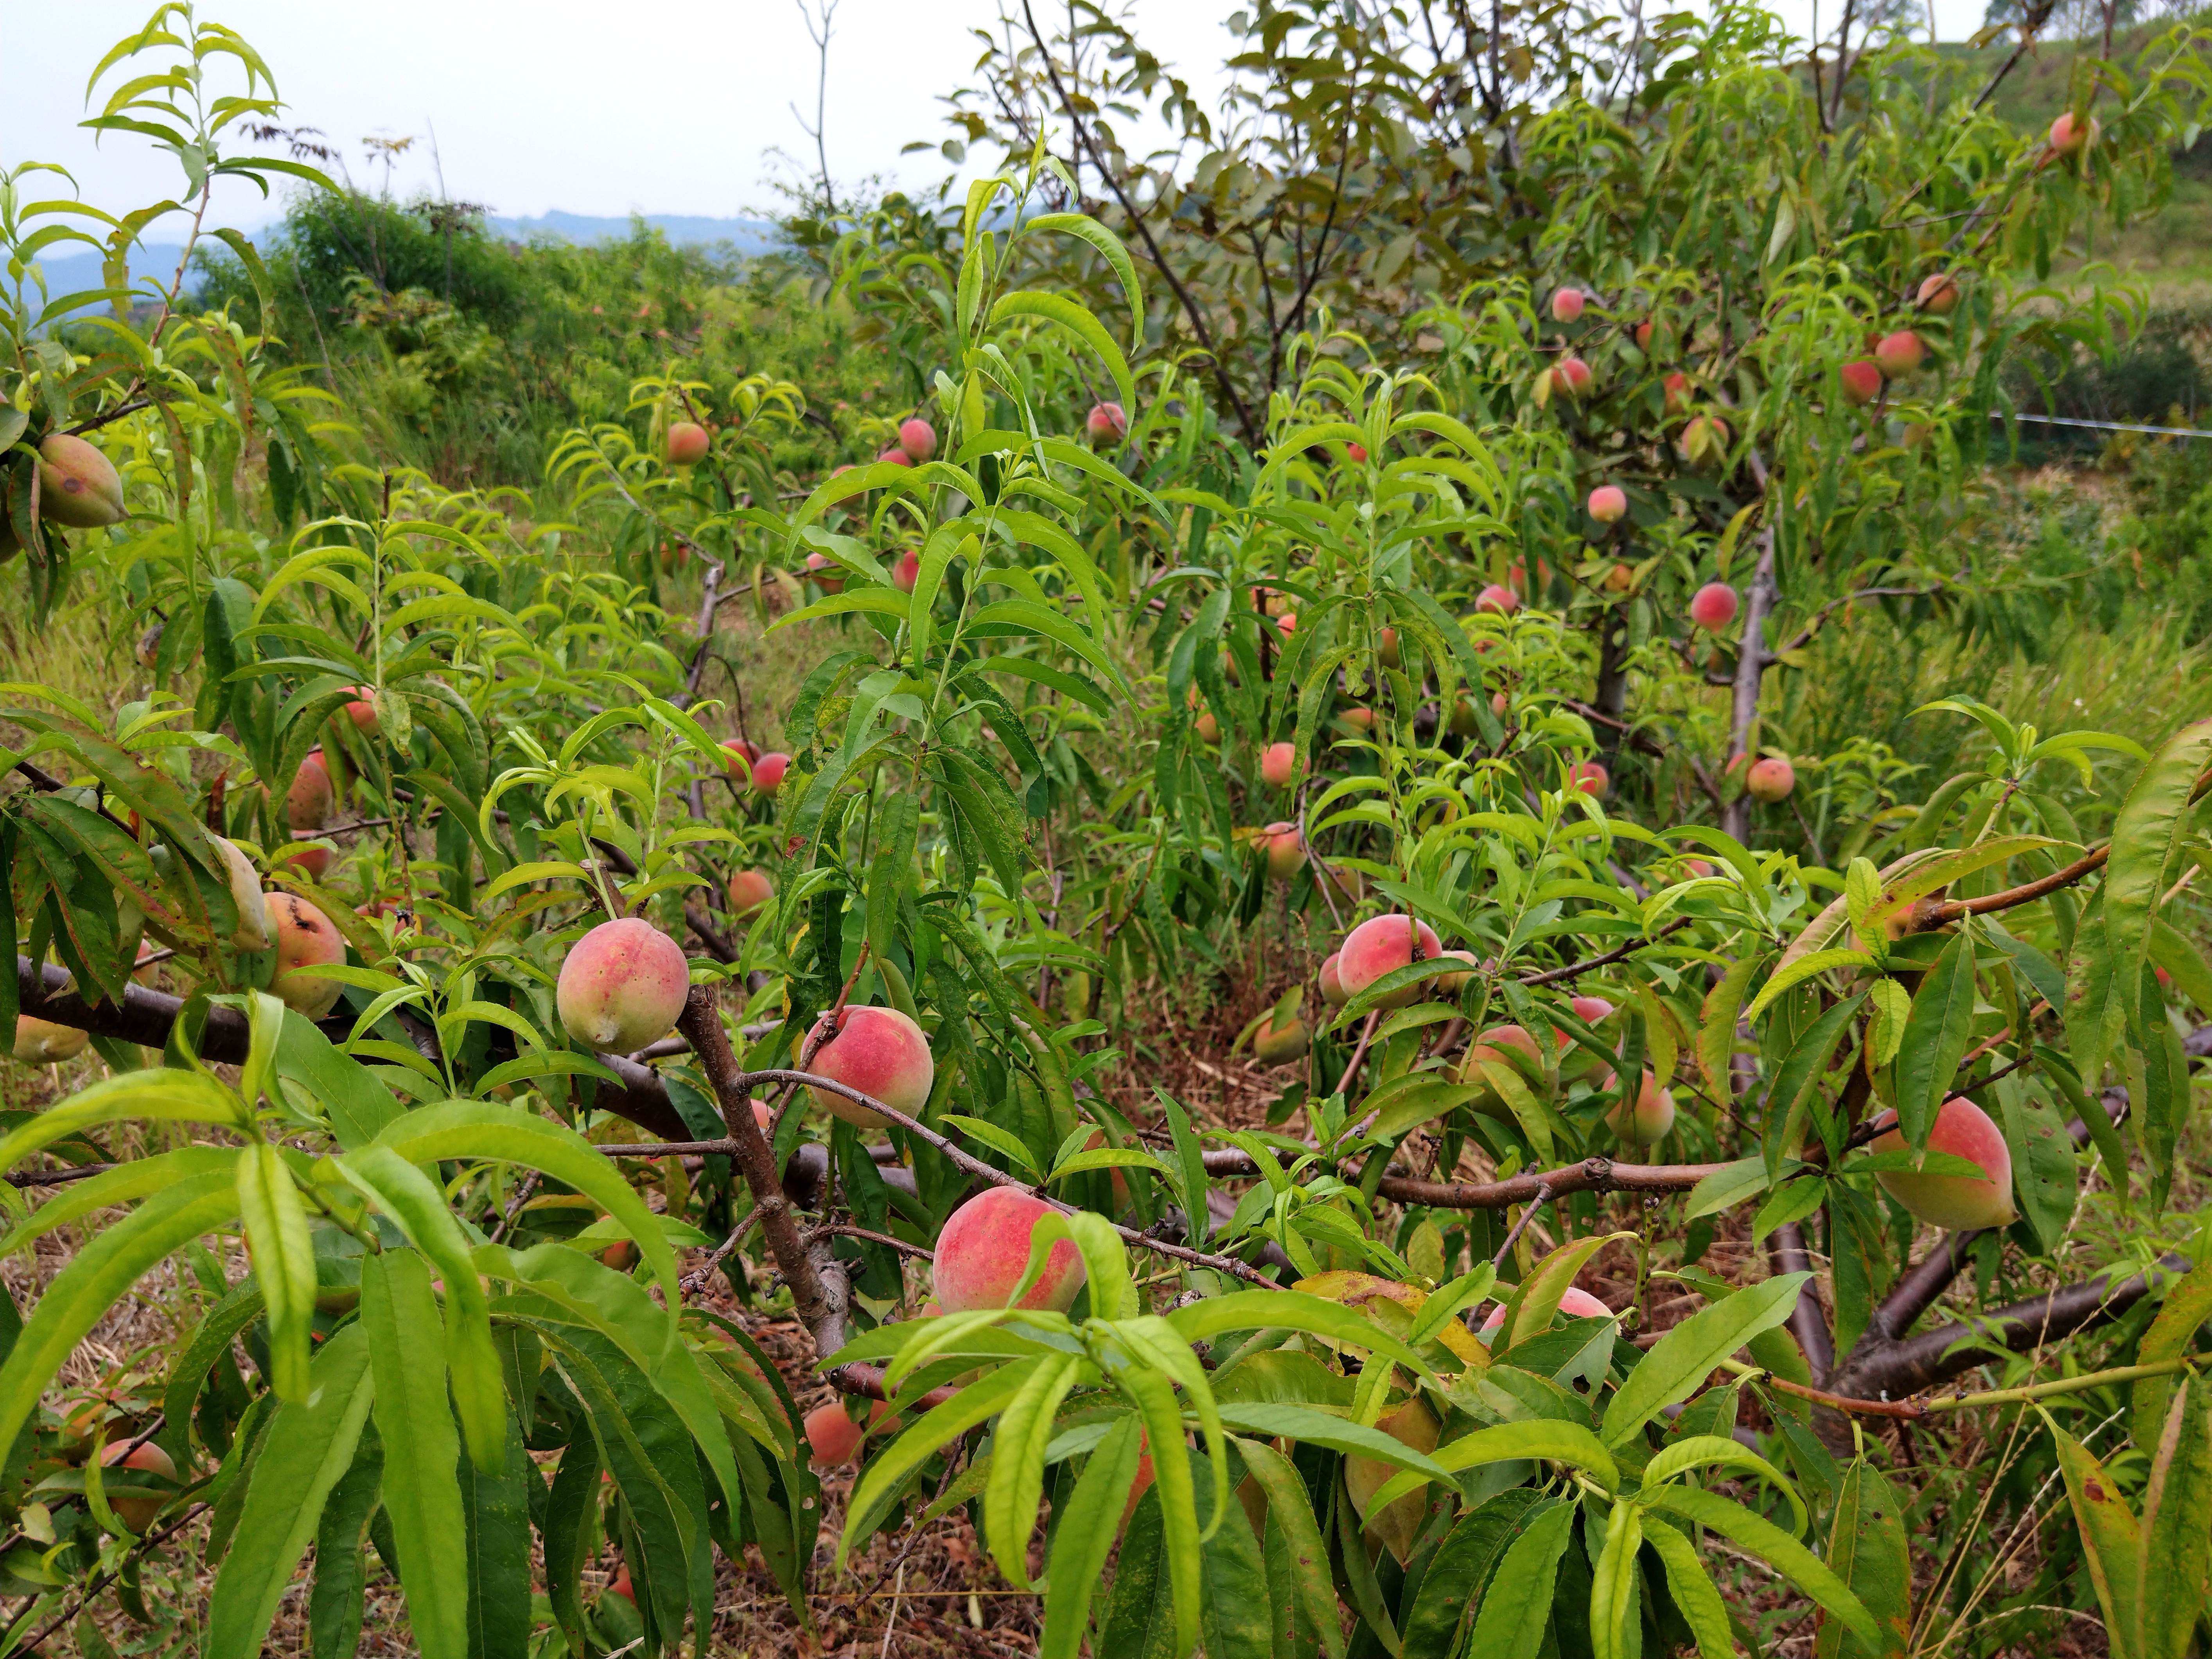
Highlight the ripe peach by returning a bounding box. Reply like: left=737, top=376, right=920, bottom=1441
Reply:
left=1479, top=1285, right=1610, bottom=1340
left=1568, top=760, right=1609, bottom=798
left=267, top=893, right=348, bottom=1019
left=1603, top=1068, right=1675, bottom=1145
left=1319, top=952, right=1348, bottom=1007
left=1450, top=697, right=1481, bottom=737
left=1550, top=287, right=1585, bottom=323
left=284, top=751, right=333, bottom=834
left=876, top=447, right=914, bottom=468
left=1869, top=1097, right=2016, bottom=1230
left=1253, top=1015, right=1308, bottom=1063
left=1839, top=361, right=1883, bottom=406
left=1195, top=708, right=1219, bottom=744
left=1570, top=996, right=1614, bottom=1025
left=808, top=1005, right=934, bottom=1128
left=1680, top=415, right=1730, bottom=465
left=1260, top=742, right=1301, bottom=788
left=1377, top=627, right=1400, bottom=668
left=556, top=918, right=690, bottom=1053
left=752, top=752, right=791, bottom=796
left=1551, top=356, right=1593, bottom=397
left=2049, top=111, right=2098, bottom=154
left=1277, top=612, right=1297, bottom=637
left=1490, top=690, right=1509, bottom=715
left=1429, top=949, right=1482, bottom=994
left=1086, top=402, right=1128, bottom=443
left=899, top=418, right=937, bottom=462
left=214, top=837, right=271, bottom=951
left=665, top=422, right=710, bottom=466
left=35, top=435, right=126, bottom=529
left=1475, top=584, right=1518, bottom=614
left=1635, top=319, right=1657, bottom=352
left=13, top=1016, right=87, bottom=1065
left=891, top=548, right=921, bottom=592
left=1873, top=330, right=1923, bottom=377
left=1336, top=914, right=1443, bottom=1009
left=932, top=1187, right=1086, bottom=1313
left=1344, top=1397, right=1438, bottom=1562
left=1916, top=273, right=1960, bottom=315
left=1587, top=485, right=1627, bottom=525
left=599, top=1240, right=637, bottom=1272
left=609, top=1567, right=634, bottom=1603
left=1345, top=441, right=1369, bottom=464
left=1689, top=582, right=1739, bottom=631
left=1259, top=821, right=1305, bottom=881
left=1746, top=757, right=1795, bottom=803
left=804, top=1398, right=896, bottom=1465
left=728, top=869, right=775, bottom=919
left=1339, top=706, right=1377, bottom=734
left=722, top=738, right=761, bottom=777
left=100, top=1440, right=176, bottom=1533
left=803, top=551, right=844, bottom=592
left=1604, top=562, right=1634, bottom=593
left=336, top=686, right=380, bottom=734
left=135, top=622, right=162, bottom=669
left=1662, top=372, right=1689, bottom=415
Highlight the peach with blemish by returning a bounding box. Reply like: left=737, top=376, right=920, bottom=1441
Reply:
left=267, top=893, right=348, bottom=1020
left=556, top=918, right=691, bottom=1053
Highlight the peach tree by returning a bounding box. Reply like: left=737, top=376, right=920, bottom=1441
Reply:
left=0, top=7, right=2208, bottom=1659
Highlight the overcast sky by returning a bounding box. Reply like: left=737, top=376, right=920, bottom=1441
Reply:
left=4, top=0, right=2001, bottom=236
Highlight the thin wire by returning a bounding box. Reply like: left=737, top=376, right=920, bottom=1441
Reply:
left=1990, top=409, right=2212, bottom=440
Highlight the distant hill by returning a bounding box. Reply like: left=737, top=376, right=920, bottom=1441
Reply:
left=22, top=211, right=785, bottom=323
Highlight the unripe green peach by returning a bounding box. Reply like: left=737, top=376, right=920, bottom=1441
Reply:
left=807, top=1004, right=934, bottom=1128
left=556, top=918, right=690, bottom=1052
left=13, top=1016, right=87, bottom=1065
left=1253, top=1014, right=1308, bottom=1063
left=36, top=434, right=125, bottom=529
left=932, top=1187, right=1086, bottom=1313
left=267, top=893, right=348, bottom=1020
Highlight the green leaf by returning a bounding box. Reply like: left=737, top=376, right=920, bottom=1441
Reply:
left=1643, top=1486, right=1875, bottom=1640
left=1601, top=1273, right=1810, bottom=1447
left=1463, top=1499, right=1575, bottom=1659
left=1812, top=1458, right=1910, bottom=1659
left=204, top=1323, right=376, bottom=1659
left=1643, top=1435, right=1806, bottom=1535
left=1098, top=1487, right=1177, bottom=1658
left=1235, top=1436, right=1346, bottom=1659
left=1762, top=992, right=1863, bottom=1184
left=1195, top=1444, right=1275, bottom=1659
left=989, top=291, right=1135, bottom=412
left=984, top=1352, right=1086, bottom=1589
left=235, top=1141, right=315, bottom=1401
left=1400, top=1488, right=1552, bottom=1659
left=309, top=1434, right=382, bottom=1659
left=0, top=1175, right=239, bottom=1458
left=841, top=1359, right=1046, bottom=1564
left=1497, top=1233, right=1625, bottom=1353
left=460, top=1410, right=533, bottom=1659
left=1589, top=1497, right=1643, bottom=1659
left=2048, top=1412, right=2144, bottom=1655
left=1746, top=949, right=1874, bottom=1021
left=1123, top=1365, right=1203, bottom=1658
left=2132, top=1258, right=2212, bottom=1452
left=1155, top=1088, right=1212, bottom=1250
left=1643, top=1516, right=1738, bottom=1659
left=1167, top=1289, right=1440, bottom=1385
left=1040, top=1415, right=1144, bottom=1659
left=2106, top=721, right=2212, bottom=1026
left=360, top=1251, right=468, bottom=1659
left=1212, top=1402, right=1452, bottom=1483
left=1892, top=929, right=1976, bottom=1148
left=1022, top=214, right=1146, bottom=350
left=1361, top=1419, right=1619, bottom=1515
left=2135, top=1379, right=2212, bottom=1659
left=1684, top=1158, right=1772, bottom=1220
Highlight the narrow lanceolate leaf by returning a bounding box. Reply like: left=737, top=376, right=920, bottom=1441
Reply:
left=1499, top=1233, right=1630, bottom=1352
left=460, top=1411, right=533, bottom=1659
left=840, top=1359, right=1045, bottom=1566
left=361, top=1251, right=469, bottom=1659
left=1399, top=1489, right=1551, bottom=1659
left=1701, top=952, right=1765, bottom=1099
left=1040, top=1416, right=1144, bottom=1659
left=1892, top=928, right=1977, bottom=1149
left=2135, top=1379, right=2212, bottom=1659
left=1813, top=1459, right=1910, bottom=1659
left=2105, top=720, right=2212, bottom=1024
left=1235, top=1437, right=1346, bottom=1659
left=2065, top=888, right=2127, bottom=1093
left=2131, top=1256, right=2212, bottom=1452
left=1464, top=1499, right=1575, bottom=1659
left=235, top=1141, right=316, bottom=1401
left=1602, top=1273, right=1809, bottom=1447
left=2047, top=1413, right=2143, bottom=1659
left=204, top=1323, right=376, bottom=1659
left=1363, top=1419, right=1619, bottom=1515
left=1195, top=1446, right=1275, bottom=1659
left=1643, top=1516, right=1738, bottom=1659
left=984, top=1352, right=1084, bottom=1589
left=1590, top=1499, right=1643, bottom=1659
left=0, top=1174, right=239, bottom=1457
left=309, top=1434, right=382, bottom=1659
left=341, top=1146, right=507, bottom=1473
left=1643, top=1487, right=1875, bottom=1641
left=1123, top=1366, right=1204, bottom=1659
